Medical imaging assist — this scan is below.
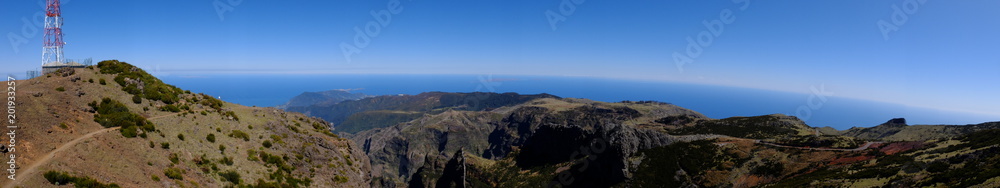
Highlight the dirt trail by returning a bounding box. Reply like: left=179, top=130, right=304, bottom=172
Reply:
left=4, top=113, right=176, bottom=188
left=4, top=127, right=119, bottom=188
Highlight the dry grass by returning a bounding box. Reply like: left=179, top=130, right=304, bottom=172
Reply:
left=1, top=67, right=371, bottom=187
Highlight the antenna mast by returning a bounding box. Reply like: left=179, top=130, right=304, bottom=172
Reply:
left=42, top=0, right=65, bottom=65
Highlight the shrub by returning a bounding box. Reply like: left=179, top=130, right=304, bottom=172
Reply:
left=99, top=78, right=106, bottom=85
left=219, top=145, right=226, bottom=152
left=270, top=135, right=283, bottom=144
left=160, top=142, right=170, bottom=149
left=206, top=134, right=216, bottom=143
left=59, top=122, right=68, bottom=129
left=221, top=156, right=235, bottom=166
left=55, top=87, right=65, bottom=92
left=262, top=140, right=272, bottom=148
left=219, top=170, right=241, bottom=184
left=199, top=93, right=225, bottom=111
left=160, top=104, right=181, bottom=112
left=97, top=60, right=183, bottom=104
left=44, top=171, right=73, bottom=185
left=89, top=98, right=155, bottom=137
left=927, top=160, right=950, bottom=173
left=151, top=175, right=160, bottom=181
left=334, top=175, right=349, bottom=183
left=169, top=153, right=180, bottom=164
left=224, top=111, right=239, bottom=121
left=44, top=171, right=120, bottom=188
left=132, top=95, right=142, bottom=104
left=88, top=78, right=94, bottom=83
left=177, top=134, right=185, bottom=141
left=120, top=126, right=138, bottom=138
left=247, top=149, right=259, bottom=162
left=229, top=130, right=250, bottom=141
left=163, top=168, right=184, bottom=180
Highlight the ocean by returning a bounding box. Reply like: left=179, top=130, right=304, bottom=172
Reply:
left=158, top=74, right=999, bottom=130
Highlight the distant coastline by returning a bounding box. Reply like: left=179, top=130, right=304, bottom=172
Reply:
left=160, top=74, right=1000, bottom=130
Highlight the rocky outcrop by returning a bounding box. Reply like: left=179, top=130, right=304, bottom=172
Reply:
left=352, top=110, right=495, bottom=187
left=351, top=98, right=710, bottom=187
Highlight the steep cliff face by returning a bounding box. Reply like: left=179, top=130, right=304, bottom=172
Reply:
left=350, top=97, right=709, bottom=187
left=351, top=110, right=497, bottom=187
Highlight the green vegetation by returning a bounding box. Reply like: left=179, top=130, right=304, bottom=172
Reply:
left=229, top=130, right=250, bottom=141
left=43, top=171, right=121, bottom=188
left=224, top=110, right=240, bottom=121
left=97, top=60, right=183, bottom=104
left=199, top=93, right=225, bottom=111
left=221, top=156, right=235, bottom=166
left=219, top=170, right=241, bottom=184
left=177, top=133, right=185, bottom=141
left=669, top=115, right=798, bottom=139
left=132, top=95, right=142, bottom=104
left=160, top=142, right=170, bottom=149
left=631, top=140, right=747, bottom=187
left=55, top=87, right=65, bottom=92
left=89, top=98, right=155, bottom=138
left=333, top=175, right=349, bottom=183
left=169, top=153, right=180, bottom=164
left=163, top=167, right=184, bottom=180
left=99, top=78, right=106, bottom=85
left=772, top=135, right=863, bottom=149
left=206, top=133, right=216, bottom=143
left=262, top=140, right=273, bottom=148
left=160, top=104, right=181, bottom=112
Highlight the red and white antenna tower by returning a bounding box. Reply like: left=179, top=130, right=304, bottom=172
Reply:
left=42, top=0, right=65, bottom=65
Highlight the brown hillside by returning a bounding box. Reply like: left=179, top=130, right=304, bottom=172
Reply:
left=0, top=61, right=370, bottom=187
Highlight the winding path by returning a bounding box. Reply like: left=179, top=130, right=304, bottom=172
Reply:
left=3, top=127, right=120, bottom=188
left=4, top=112, right=176, bottom=188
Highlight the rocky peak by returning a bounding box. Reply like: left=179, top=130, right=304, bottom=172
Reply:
left=880, top=118, right=908, bottom=127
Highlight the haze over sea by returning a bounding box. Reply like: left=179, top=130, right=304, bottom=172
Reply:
left=160, top=74, right=998, bottom=130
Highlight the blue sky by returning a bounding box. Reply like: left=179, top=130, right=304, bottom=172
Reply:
left=2, top=0, right=999, bottom=118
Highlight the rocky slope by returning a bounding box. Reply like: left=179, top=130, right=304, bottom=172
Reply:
left=1, top=61, right=370, bottom=187
left=350, top=97, right=716, bottom=187
left=343, top=94, right=1000, bottom=187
